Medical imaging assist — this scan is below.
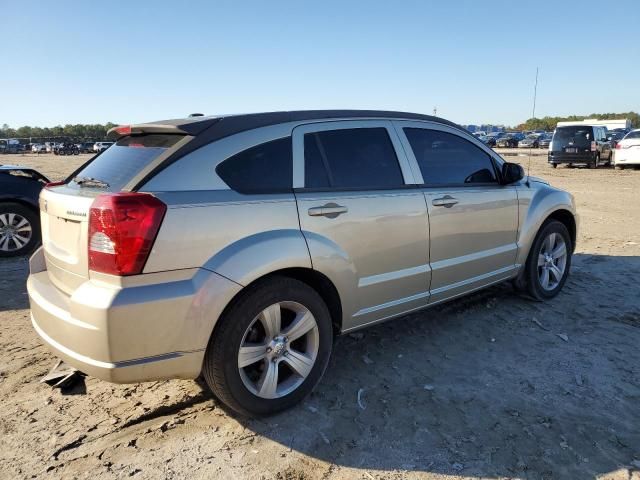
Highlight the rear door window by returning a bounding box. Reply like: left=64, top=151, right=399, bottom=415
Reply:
left=404, top=128, right=498, bottom=185
left=304, top=128, right=404, bottom=189
left=216, top=137, right=292, bottom=194
left=70, top=134, right=183, bottom=192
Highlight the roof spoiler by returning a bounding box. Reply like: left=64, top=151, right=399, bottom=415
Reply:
left=107, top=123, right=186, bottom=139
left=107, top=117, right=220, bottom=139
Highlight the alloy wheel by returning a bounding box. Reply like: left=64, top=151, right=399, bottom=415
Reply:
left=238, top=301, right=319, bottom=399
left=0, top=213, right=33, bottom=252
left=537, top=232, right=567, bottom=291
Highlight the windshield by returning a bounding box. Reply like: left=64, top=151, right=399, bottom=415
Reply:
left=552, top=126, right=592, bottom=148
left=69, top=134, right=183, bottom=192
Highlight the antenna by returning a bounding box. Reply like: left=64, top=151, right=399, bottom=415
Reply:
left=526, top=67, right=539, bottom=185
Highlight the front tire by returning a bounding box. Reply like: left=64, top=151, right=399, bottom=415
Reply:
left=202, top=276, right=333, bottom=417
left=521, top=220, right=572, bottom=301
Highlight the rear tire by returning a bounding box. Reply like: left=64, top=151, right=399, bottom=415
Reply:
left=550, top=163, right=557, bottom=169
left=521, top=220, right=572, bottom=301
left=0, top=202, right=40, bottom=257
left=590, top=154, right=599, bottom=169
left=202, top=276, right=333, bottom=417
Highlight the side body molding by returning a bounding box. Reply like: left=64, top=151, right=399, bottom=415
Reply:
left=203, top=229, right=313, bottom=287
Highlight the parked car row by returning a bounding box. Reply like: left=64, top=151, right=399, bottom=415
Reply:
left=29, top=141, right=114, bottom=154
left=475, top=131, right=555, bottom=149
left=473, top=125, right=638, bottom=170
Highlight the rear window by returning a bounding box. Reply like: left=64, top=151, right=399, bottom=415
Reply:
left=70, top=135, right=183, bottom=192
left=624, top=131, right=640, bottom=139
left=552, top=127, right=592, bottom=147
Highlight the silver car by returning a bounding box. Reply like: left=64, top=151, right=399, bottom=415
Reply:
left=27, top=111, right=578, bottom=416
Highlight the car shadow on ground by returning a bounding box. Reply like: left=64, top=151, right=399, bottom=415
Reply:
left=4, top=252, right=639, bottom=478
left=0, top=257, right=29, bottom=312
left=225, top=253, right=640, bottom=479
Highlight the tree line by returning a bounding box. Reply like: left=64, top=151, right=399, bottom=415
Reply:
left=513, top=112, right=639, bottom=131
left=2, top=111, right=638, bottom=141
left=0, top=123, right=118, bottom=142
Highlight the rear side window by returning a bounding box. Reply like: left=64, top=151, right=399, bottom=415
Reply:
left=625, top=131, right=640, bottom=139
left=404, top=128, right=498, bottom=185
left=304, top=128, right=404, bottom=189
left=71, top=134, right=183, bottom=192
left=216, top=137, right=292, bottom=194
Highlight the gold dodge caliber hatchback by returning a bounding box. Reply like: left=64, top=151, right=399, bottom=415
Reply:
left=28, top=111, right=578, bottom=416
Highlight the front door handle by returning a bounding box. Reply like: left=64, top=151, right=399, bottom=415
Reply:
left=432, top=195, right=459, bottom=208
left=308, top=203, right=348, bottom=218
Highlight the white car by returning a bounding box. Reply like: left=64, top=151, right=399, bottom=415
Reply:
left=31, top=143, right=46, bottom=153
left=93, top=142, right=114, bottom=152
left=614, top=129, right=640, bottom=169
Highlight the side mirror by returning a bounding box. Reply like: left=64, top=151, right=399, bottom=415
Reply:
left=501, top=162, right=525, bottom=184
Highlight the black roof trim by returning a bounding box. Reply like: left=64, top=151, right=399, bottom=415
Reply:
left=130, top=110, right=466, bottom=190
left=139, top=110, right=464, bottom=141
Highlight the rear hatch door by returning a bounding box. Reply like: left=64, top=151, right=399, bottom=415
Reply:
left=551, top=126, right=593, bottom=156
left=41, top=134, right=185, bottom=294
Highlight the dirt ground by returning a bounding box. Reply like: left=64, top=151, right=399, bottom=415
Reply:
left=1, top=152, right=639, bottom=480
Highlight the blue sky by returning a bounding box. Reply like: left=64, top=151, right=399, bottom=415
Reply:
left=3, top=0, right=639, bottom=127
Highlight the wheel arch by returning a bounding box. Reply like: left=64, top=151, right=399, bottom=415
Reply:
left=515, top=184, right=578, bottom=268
left=212, top=267, right=344, bottom=340
left=546, top=209, right=576, bottom=252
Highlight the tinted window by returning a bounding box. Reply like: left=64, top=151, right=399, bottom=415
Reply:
left=216, top=137, right=292, bottom=193
left=625, top=131, right=640, bottom=139
left=71, top=134, right=183, bottom=192
left=552, top=126, right=592, bottom=147
left=304, top=128, right=403, bottom=189
left=404, top=128, right=498, bottom=185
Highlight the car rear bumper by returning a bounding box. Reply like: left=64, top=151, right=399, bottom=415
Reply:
left=27, top=247, right=242, bottom=383
left=548, top=152, right=596, bottom=164
left=614, top=149, right=640, bottom=165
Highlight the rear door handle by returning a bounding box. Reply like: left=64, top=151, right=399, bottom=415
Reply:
left=432, top=195, right=458, bottom=208
left=308, top=203, right=348, bottom=218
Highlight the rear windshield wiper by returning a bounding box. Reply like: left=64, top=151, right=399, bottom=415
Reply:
left=73, top=176, right=110, bottom=188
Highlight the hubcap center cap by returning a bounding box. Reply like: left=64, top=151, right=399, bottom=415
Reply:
left=268, top=336, right=288, bottom=359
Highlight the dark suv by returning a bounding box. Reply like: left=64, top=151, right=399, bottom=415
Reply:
left=548, top=125, right=612, bottom=168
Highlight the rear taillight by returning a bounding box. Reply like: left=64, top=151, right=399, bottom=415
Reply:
left=88, top=193, right=166, bottom=276
left=45, top=181, right=65, bottom=189
left=590, top=141, right=596, bottom=152
left=616, top=143, right=622, bottom=149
